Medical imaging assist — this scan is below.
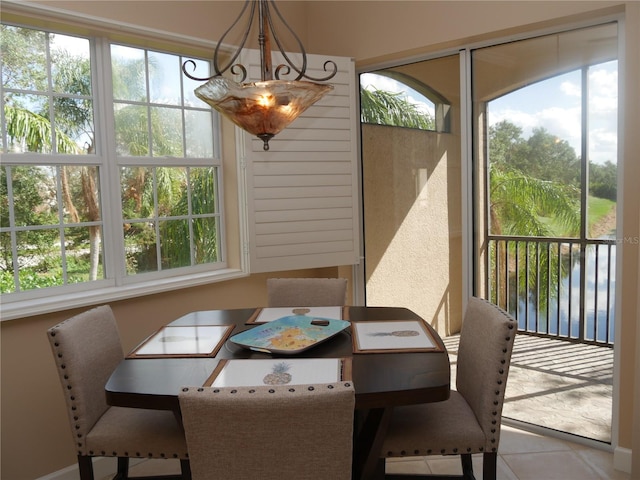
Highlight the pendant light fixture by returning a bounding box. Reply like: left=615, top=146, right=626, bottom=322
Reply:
left=182, top=0, right=337, bottom=151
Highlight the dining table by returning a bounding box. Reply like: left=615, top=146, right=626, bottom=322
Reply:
left=105, top=306, right=451, bottom=480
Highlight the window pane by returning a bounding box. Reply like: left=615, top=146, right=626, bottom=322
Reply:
left=120, top=165, right=221, bottom=275
left=190, top=167, right=217, bottom=215
left=10, top=165, right=58, bottom=227
left=1, top=25, right=47, bottom=91
left=0, top=231, right=15, bottom=293
left=156, top=166, right=186, bottom=216
left=16, top=228, right=62, bottom=291
left=61, top=166, right=101, bottom=223
left=151, top=107, right=183, bottom=156
left=124, top=221, right=157, bottom=274
left=5, top=94, right=52, bottom=153
left=121, top=166, right=153, bottom=219
left=486, top=71, right=582, bottom=237
left=111, top=45, right=147, bottom=102
left=160, top=219, right=190, bottom=269
left=185, top=110, right=214, bottom=157
left=182, top=58, right=210, bottom=107
left=2, top=26, right=95, bottom=156
left=111, top=45, right=219, bottom=160
left=360, top=72, right=436, bottom=130
left=193, top=217, right=219, bottom=263
left=0, top=162, right=105, bottom=293
left=587, top=61, right=617, bottom=239
left=148, top=51, right=181, bottom=105
left=53, top=96, right=94, bottom=154
left=65, top=226, right=104, bottom=282
left=50, top=34, right=92, bottom=95
left=115, top=104, right=150, bottom=155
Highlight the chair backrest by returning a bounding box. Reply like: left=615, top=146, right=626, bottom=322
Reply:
left=179, top=382, right=355, bottom=480
left=47, top=305, right=124, bottom=452
left=455, top=297, right=516, bottom=449
left=266, top=277, right=348, bottom=307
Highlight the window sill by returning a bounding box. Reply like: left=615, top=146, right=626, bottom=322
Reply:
left=0, top=267, right=248, bottom=322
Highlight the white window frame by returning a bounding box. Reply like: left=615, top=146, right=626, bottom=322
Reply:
left=0, top=4, right=248, bottom=321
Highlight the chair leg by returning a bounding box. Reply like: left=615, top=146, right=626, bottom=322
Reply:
left=112, top=457, right=129, bottom=480
left=180, top=459, right=191, bottom=480
left=482, top=452, right=497, bottom=480
left=77, top=455, right=94, bottom=480
left=461, top=453, right=475, bottom=480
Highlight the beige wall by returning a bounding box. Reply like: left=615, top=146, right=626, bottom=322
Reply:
left=1, top=1, right=638, bottom=478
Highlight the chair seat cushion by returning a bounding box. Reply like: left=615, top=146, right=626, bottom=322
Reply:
left=382, top=391, right=487, bottom=457
left=84, top=406, right=188, bottom=459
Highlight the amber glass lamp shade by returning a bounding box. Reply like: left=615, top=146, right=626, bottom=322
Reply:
left=195, top=77, right=333, bottom=151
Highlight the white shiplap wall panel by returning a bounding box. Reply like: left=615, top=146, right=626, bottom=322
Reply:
left=252, top=174, right=353, bottom=188
left=254, top=218, right=354, bottom=235
left=253, top=185, right=353, bottom=199
left=243, top=50, right=360, bottom=272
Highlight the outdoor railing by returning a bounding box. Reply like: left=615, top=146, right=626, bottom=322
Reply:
left=487, top=235, right=615, bottom=347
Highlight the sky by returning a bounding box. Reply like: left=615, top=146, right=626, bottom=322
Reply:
left=361, top=61, right=618, bottom=165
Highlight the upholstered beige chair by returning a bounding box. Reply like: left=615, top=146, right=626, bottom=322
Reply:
left=179, top=382, right=355, bottom=480
left=266, top=277, right=348, bottom=307
left=382, top=297, right=517, bottom=480
left=47, top=305, right=191, bottom=480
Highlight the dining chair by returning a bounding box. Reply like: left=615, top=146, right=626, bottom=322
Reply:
left=47, top=305, right=191, bottom=480
left=266, top=277, right=348, bottom=307
left=381, top=297, right=517, bottom=480
left=179, top=382, right=355, bottom=480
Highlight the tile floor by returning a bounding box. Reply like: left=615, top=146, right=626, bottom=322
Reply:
left=121, top=425, right=629, bottom=480
left=385, top=425, right=629, bottom=479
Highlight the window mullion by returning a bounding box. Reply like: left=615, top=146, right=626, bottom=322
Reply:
left=94, top=35, right=126, bottom=285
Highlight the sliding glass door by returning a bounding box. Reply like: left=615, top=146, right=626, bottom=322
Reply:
left=471, top=22, right=618, bottom=442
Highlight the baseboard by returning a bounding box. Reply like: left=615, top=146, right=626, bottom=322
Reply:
left=37, top=457, right=146, bottom=480
left=613, top=446, right=632, bottom=474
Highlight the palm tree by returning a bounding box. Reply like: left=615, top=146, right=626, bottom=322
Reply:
left=488, top=122, right=582, bottom=316
left=360, top=87, right=434, bottom=130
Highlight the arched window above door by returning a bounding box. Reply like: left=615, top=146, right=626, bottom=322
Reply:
left=360, top=72, right=451, bottom=133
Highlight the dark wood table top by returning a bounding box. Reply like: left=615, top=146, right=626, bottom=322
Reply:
left=105, top=306, right=451, bottom=412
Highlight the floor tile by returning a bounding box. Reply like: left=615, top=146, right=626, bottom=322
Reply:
left=501, top=450, right=603, bottom=480
left=385, top=457, right=431, bottom=474
left=498, top=425, right=573, bottom=455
